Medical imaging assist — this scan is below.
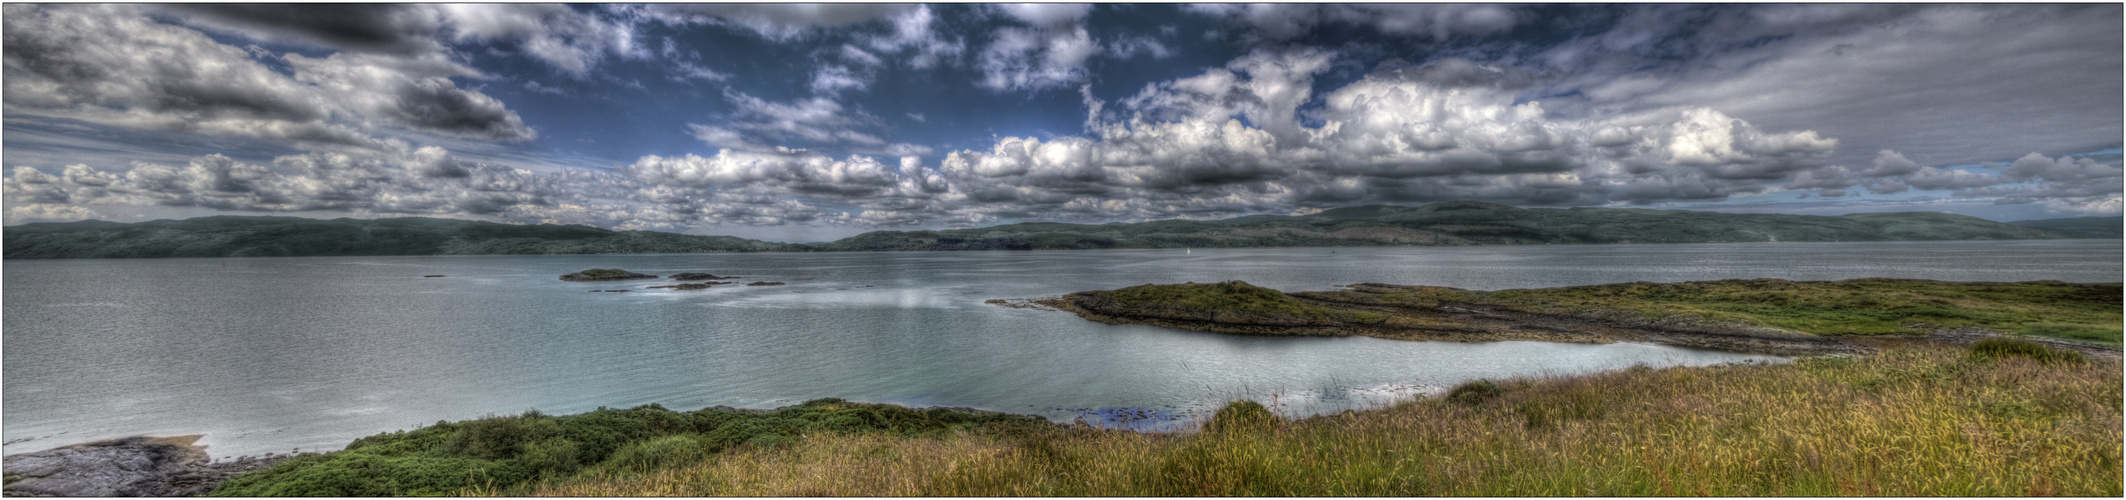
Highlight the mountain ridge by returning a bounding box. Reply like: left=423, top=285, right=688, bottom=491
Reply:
left=3, top=203, right=2106, bottom=259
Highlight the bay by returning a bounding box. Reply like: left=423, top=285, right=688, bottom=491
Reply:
left=3, top=239, right=2118, bottom=458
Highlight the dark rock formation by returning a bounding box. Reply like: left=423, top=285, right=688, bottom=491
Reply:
left=673, top=282, right=713, bottom=290
left=1, top=436, right=291, bottom=497
left=745, top=281, right=785, bottom=286
left=422, top=275, right=444, bottom=278
left=668, top=273, right=736, bottom=281
left=559, top=269, right=656, bottom=281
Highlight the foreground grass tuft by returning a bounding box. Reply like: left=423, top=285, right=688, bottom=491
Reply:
left=1968, top=338, right=2088, bottom=366
left=527, top=346, right=2121, bottom=497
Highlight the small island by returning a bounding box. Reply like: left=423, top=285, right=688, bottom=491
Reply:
left=559, top=269, right=657, bottom=282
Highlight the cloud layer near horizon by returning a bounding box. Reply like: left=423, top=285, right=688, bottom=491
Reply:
left=4, top=4, right=2120, bottom=233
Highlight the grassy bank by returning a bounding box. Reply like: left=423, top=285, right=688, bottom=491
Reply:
left=1309, top=278, right=2122, bottom=344
left=526, top=342, right=2119, bottom=496
left=209, top=401, right=1052, bottom=496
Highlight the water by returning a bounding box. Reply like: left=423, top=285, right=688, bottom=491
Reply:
left=4, top=240, right=2117, bottom=458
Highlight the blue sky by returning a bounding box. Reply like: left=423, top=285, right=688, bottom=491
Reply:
left=4, top=4, right=2120, bottom=241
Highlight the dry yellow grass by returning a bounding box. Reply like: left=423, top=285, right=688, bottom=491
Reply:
left=523, top=346, right=2121, bottom=496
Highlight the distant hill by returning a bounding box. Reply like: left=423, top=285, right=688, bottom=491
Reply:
left=2, top=216, right=803, bottom=259
left=816, top=201, right=2078, bottom=251
left=3, top=202, right=2094, bottom=259
left=2007, top=216, right=2123, bottom=238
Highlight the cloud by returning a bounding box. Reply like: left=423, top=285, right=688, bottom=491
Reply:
left=3, top=203, right=101, bottom=224
left=2, top=4, right=535, bottom=148
left=1533, top=4, right=2122, bottom=168
left=155, top=4, right=445, bottom=55
left=995, top=4, right=1094, bottom=28
left=862, top=5, right=965, bottom=69
left=649, top=4, right=918, bottom=40
left=1185, top=4, right=1525, bottom=41
left=438, top=4, right=647, bottom=77
left=977, top=25, right=1098, bottom=91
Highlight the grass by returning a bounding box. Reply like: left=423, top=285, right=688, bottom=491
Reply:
left=1075, top=280, right=1385, bottom=326
left=523, top=344, right=2121, bottom=496
left=1320, top=278, right=2122, bottom=344
left=210, top=400, right=1050, bottom=496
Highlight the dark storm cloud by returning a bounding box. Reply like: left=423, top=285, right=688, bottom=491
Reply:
left=156, top=4, right=444, bottom=55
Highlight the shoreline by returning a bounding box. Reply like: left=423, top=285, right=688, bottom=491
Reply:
left=1, top=435, right=292, bottom=497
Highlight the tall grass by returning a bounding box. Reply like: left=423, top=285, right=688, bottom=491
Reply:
left=528, top=346, right=2121, bottom=496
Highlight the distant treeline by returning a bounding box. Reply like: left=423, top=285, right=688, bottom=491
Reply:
left=3, top=201, right=2113, bottom=259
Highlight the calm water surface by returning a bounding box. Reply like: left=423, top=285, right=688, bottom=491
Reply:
left=4, top=240, right=2118, bottom=457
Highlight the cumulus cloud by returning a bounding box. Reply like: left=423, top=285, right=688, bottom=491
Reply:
left=1, top=4, right=535, bottom=148
left=438, top=4, right=648, bottom=77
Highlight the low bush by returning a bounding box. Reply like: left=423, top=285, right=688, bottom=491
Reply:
left=1967, top=337, right=2088, bottom=366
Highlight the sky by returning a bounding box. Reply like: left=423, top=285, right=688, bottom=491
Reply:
left=3, top=3, right=2121, bottom=242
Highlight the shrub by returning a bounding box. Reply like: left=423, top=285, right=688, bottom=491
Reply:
left=1444, top=379, right=1505, bottom=405
left=1967, top=338, right=2088, bottom=366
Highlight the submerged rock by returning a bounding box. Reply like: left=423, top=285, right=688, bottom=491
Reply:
left=559, top=269, right=656, bottom=282
left=422, top=275, right=445, bottom=278
left=668, top=273, right=736, bottom=281
left=745, top=281, right=785, bottom=286
left=1, top=435, right=290, bottom=497
left=672, top=282, right=713, bottom=290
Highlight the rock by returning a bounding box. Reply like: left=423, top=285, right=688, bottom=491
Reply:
left=672, top=282, right=713, bottom=290
left=668, top=273, right=735, bottom=281
left=559, top=269, right=657, bottom=282
left=422, top=275, right=445, bottom=278
left=1, top=435, right=291, bottom=497
left=745, top=281, right=785, bottom=286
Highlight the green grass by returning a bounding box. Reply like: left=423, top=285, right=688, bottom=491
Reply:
left=526, top=345, right=2122, bottom=496
left=1079, top=281, right=1384, bottom=326
left=210, top=400, right=1050, bottom=496
left=1345, top=278, right=2121, bottom=344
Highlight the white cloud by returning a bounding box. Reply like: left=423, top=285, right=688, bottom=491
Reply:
left=995, top=4, right=1093, bottom=27
left=977, top=26, right=1099, bottom=91
left=649, top=4, right=917, bottom=40
left=3, top=203, right=101, bottom=224
left=1, top=5, right=535, bottom=148
left=438, top=4, right=647, bottom=77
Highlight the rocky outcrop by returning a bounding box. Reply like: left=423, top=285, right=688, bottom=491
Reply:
left=1, top=436, right=290, bottom=497
left=745, top=281, right=784, bottom=286
left=559, top=269, right=656, bottom=281
left=669, top=273, right=736, bottom=281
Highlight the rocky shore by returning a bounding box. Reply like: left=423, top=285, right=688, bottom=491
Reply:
left=558, top=268, right=657, bottom=281
left=2, top=436, right=291, bottom=497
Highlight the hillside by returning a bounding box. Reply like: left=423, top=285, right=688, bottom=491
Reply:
left=2, top=202, right=2093, bottom=259
left=1, top=216, right=802, bottom=259
left=818, top=201, right=2077, bottom=251
left=2008, top=215, right=2123, bottom=238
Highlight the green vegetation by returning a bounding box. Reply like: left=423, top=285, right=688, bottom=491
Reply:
left=1074, top=281, right=1383, bottom=327
left=6, top=201, right=2093, bottom=259
left=210, top=400, right=1050, bottom=496
left=1327, top=278, right=2122, bottom=344
left=523, top=346, right=2121, bottom=496
left=2007, top=215, right=2124, bottom=238
left=1967, top=338, right=2089, bottom=366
